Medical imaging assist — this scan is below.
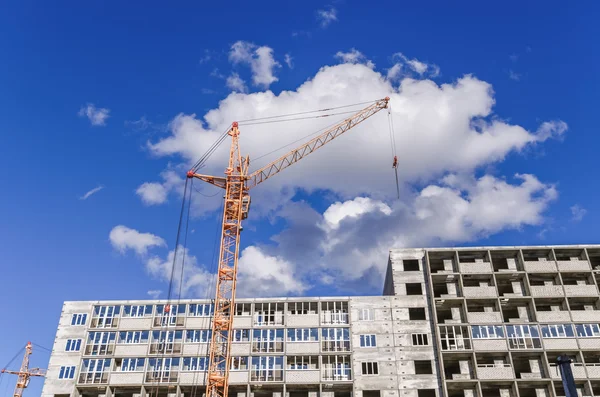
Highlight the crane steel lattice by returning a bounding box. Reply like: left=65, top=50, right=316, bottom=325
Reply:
left=1, top=342, right=46, bottom=397
left=187, top=97, right=390, bottom=397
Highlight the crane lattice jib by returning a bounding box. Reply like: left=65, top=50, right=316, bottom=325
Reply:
left=187, top=97, right=389, bottom=397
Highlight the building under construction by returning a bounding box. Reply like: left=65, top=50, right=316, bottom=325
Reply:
left=40, top=244, right=600, bottom=397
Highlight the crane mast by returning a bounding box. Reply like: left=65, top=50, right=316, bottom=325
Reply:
left=1, top=342, right=46, bottom=397
left=187, top=97, right=389, bottom=397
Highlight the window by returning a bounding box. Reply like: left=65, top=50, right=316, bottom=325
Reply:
left=233, top=329, right=251, bottom=342
left=155, top=304, right=184, bottom=326
left=406, top=283, right=423, bottom=295
left=251, top=356, right=283, bottom=381
left=414, top=360, right=433, bottom=374
left=147, top=357, right=179, bottom=382
left=58, top=366, right=76, bottom=379
left=418, top=390, right=436, bottom=397
left=321, top=301, right=349, bottom=324
left=118, top=331, right=149, bottom=344
left=541, top=324, right=574, bottom=338
left=287, top=328, right=318, bottom=342
left=322, top=328, right=350, bottom=352
left=80, top=359, right=111, bottom=384
left=65, top=339, right=82, bottom=352
left=471, top=325, right=504, bottom=339
left=361, top=362, right=379, bottom=375
left=71, top=313, right=87, bottom=326
left=287, top=356, right=318, bottom=370
left=403, top=259, right=419, bottom=271
left=575, top=324, right=600, bottom=338
left=254, top=303, right=284, bottom=326
left=322, top=355, right=351, bottom=381
left=235, top=303, right=251, bottom=316
left=86, top=332, right=116, bottom=355
left=409, top=308, right=426, bottom=320
left=358, top=308, right=374, bottom=321
left=182, top=357, right=208, bottom=371
left=92, top=305, right=120, bottom=328
left=123, top=305, right=152, bottom=317
left=252, top=329, right=284, bottom=352
left=439, top=325, right=470, bottom=351
left=231, top=356, right=249, bottom=370
left=412, top=334, right=429, bottom=346
left=288, top=302, right=317, bottom=315
left=189, top=304, right=213, bottom=317
left=506, top=325, right=542, bottom=349
left=119, top=358, right=145, bottom=372
left=359, top=335, right=376, bottom=347
left=186, top=330, right=211, bottom=343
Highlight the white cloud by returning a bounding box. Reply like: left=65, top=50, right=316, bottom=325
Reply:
left=237, top=246, right=307, bottom=297
left=229, top=41, right=280, bottom=88
left=79, top=185, right=104, bottom=200
left=147, top=290, right=162, bottom=299
left=571, top=204, right=587, bottom=222
left=125, top=116, right=151, bottom=131
left=389, top=53, right=439, bottom=80
left=136, top=170, right=184, bottom=206
left=509, top=69, right=521, bottom=81
left=147, top=62, right=566, bottom=213
left=284, top=54, right=293, bottom=69
left=323, top=197, right=391, bottom=230
left=316, top=7, right=338, bottom=27
left=226, top=73, right=248, bottom=93
left=109, top=225, right=166, bottom=256
left=335, top=49, right=375, bottom=68
left=199, top=49, right=212, bottom=64
left=78, top=103, right=110, bottom=126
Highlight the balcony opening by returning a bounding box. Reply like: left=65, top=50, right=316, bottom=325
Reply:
left=589, top=249, right=600, bottom=270
left=432, top=275, right=458, bottom=297
left=562, top=272, right=594, bottom=286
left=582, top=351, right=600, bottom=376
left=251, top=386, right=285, bottom=397
left=511, top=353, right=544, bottom=379
left=287, top=355, right=319, bottom=370
left=522, top=249, right=554, bottom=262
left=590, top=381, right=600, bottom=396
left=414, top=360, right=433, bottom=374
left=491, top=250, right=521, bottom=272
left=406, top=283, right=423, bottom=295
left=534, top=298, right=568, bottom=319
left=462, top=275, right=494, bottom=287
left=554, top=248, right=586, bottom=261
left=235, top=303, right=251, bottom=316
left=442, top=353, right=473, bottom=380
left=409, top=307, right=426, bottom=320
left=500, top=301, right=532, bottom=323
left=475, top=354, right=511, bottom=378
left=436, top=301, right=464, bottom=324
left=254, top=302, right=284, bottom=326
left=458, top=251, right=488, bottom=263
left=553, top=380, right=590, bottom=397
left=529, top=274, right=559, bottom=286
left=428, top=251, right=456, bottom=273
left=403, top=259, right=420, bottom=271
left=568, top=297, right=600, bottom=312
left=518, top=385, right=548, bottom=397
left=479, top=387, right=501, bottom=397
left=496, top=274, right=526, bottom=297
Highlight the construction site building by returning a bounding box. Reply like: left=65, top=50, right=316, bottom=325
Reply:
left=41, top=245, right=600, bottom=397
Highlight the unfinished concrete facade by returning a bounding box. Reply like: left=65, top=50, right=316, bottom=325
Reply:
left=41, top=245, right=600, bottom=397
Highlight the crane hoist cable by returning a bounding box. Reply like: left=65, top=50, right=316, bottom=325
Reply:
left=388, top=104, right=400, bottom=199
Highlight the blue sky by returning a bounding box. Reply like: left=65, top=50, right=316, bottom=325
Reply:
left=0, top=1, right=598, bottom=393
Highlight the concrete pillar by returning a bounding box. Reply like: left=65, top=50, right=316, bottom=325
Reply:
left=535, top=388, right=548, bottom=397
left=443, top=259, right=453, bottom=272
left=459, top=360, right=471, bottom=375
left=447, top=282, right=457, bottom=295
left=511, top=281, right=523, bottom=295
left=517, top=306, right=529, bottom=320
left=451, top=307, right=462, bottom=321
left=529, top=359, right=541, bottom=374
left=106, top=386, right=113, bottom=397
left=506, top=258, right=517, bottom=270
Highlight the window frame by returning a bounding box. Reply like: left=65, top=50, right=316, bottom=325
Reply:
left=71, top=313, right=87, bottom=326
left=412, top=333, right=429, bottom=346
left=359, top=334, right=377, bottom=348
left=361, top=362, right=379, bottom=376
left=358, top=308, right=374, bottom=321
left=65, top=339, right=82, bottom=352
left=58, top=365, right=76, bottom=379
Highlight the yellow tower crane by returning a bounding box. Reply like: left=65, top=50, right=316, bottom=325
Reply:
left=1, top=342, right=46, bottom=397
left=186, top=97, right=390, bottom=397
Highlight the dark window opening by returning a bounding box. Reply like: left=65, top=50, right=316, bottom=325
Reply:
left=409, top=308, right=426, bottom=320
left=403, top=259, right=419, bottom=271
left=406, top=283, right=423, bottom=295
left=418, top=391, right=436, bottom=397
left=415, top=360, right=433, bottom=374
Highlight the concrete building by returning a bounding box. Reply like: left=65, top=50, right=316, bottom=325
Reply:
left=42, top=245, right=600, bottom=397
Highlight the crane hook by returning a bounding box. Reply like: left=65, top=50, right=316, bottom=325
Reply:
left=392, top=155, right=398, bottom=169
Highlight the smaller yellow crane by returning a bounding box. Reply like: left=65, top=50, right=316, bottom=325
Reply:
left=1, top=342, right=46, bottom=397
